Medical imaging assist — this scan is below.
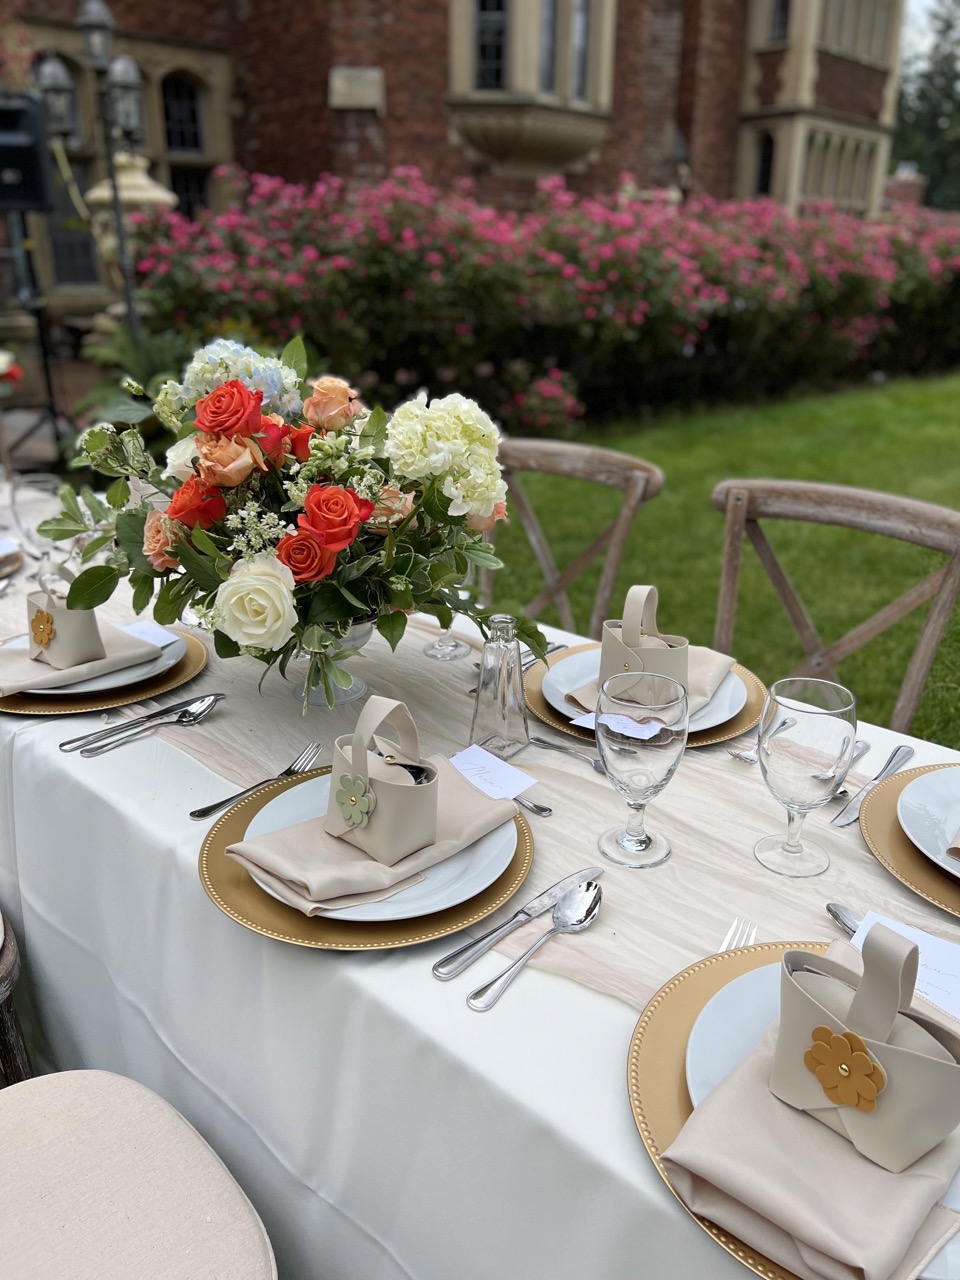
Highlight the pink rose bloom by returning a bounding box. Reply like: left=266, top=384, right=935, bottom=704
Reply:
left=142, top=510, right=181, bottom=572
left=302, top=376, right=364, bottom=431
left=368, top=485, right=415, bottom=530
left=466, top=500, right=508, bottom=534
left=195, top=433, right=267, bottom=488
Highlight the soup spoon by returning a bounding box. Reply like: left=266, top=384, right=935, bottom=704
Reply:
left=467, top=880, right=603, bottom=1010
left=79, top=694, right=222, bottom=756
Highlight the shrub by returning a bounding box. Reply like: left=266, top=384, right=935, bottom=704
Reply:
left=130, top=167, right=960, bottom=430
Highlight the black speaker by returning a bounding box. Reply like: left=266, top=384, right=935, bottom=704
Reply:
left=0, top=95, right=53, bottom=213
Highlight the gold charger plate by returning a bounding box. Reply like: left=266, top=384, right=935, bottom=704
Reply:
left=523, top=643, right=765, bottom=747
left=627, top=940, right=828, bottom=1280
left=199, top=766, right=535, bottom=949
left=859, top=763, right=960, bottom=920
left=0, top=630, right=208, bottom=715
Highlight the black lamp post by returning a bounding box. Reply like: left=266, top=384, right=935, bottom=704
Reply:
left=74, top=0, right=143, bottom=342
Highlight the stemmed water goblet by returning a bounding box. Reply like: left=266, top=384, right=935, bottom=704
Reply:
left=595, top=672, right=688, bottom=868
left=754, top=677, right=857, bottom=877
left=423, top=566, right=474, bottom=661
left=9, top=471, right=67, bottom=580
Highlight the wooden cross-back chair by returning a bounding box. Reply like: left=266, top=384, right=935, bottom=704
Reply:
left=711, top=479, right=960, bottom=733
left=478, top=439, right=664, bottom=640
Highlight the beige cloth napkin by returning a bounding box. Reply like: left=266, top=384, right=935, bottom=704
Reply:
left=0, top=624, right=163, bottom=697
left=226, top=757, right=518, bottom=916
left=567, top=645, right=736, bottom=717
left=663, top=1021, right=960, bottom=1280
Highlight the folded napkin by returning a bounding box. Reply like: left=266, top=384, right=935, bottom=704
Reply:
left=226, top=756, right=518, bottom=915
left=0, top=624, right=162, bottom=697
left=567, top=645, right=736, bottom=718
left=663, top=1028, right=960, bottom=1280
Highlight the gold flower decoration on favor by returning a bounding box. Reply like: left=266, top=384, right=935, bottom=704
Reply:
left=30, top=608, right=56, bottom=649
left=336, top=773, right=376, bottom=828
left=804, top=1025, right=887, bottom=1112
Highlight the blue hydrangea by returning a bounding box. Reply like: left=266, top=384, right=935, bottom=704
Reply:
left=154, top=339, right=302, bottom=424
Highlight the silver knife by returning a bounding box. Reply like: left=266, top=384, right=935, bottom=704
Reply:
left=59, top=693, right=226, bottom=753
left=826, top=902, right=863, bottom=937
left=432, top=866, right=604, bottom=980
left=829, top=744, right=915, bottom=827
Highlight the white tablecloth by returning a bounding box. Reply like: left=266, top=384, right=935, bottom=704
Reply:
left=1, top=591, right=958, bottom=1279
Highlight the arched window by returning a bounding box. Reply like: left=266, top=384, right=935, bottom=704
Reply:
left=756, top=132, right=775, bottom=195
left=162, top=73, right=203, bottom=151
left=476, top=0, right=507, bottom=89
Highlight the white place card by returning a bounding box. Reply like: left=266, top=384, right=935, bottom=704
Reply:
left=449, top=744, right=538, bottom=800
left=122, top=620, right=180, bottom=649
left=851, top=910, right=960, bottom=1023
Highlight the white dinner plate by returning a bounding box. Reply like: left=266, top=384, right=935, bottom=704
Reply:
left=684, top=963, right=960, bottom=1280
left=540, top=649, right=748, bottom=733
left=22, top=634, right=187, bottom=695
left=897, top=768, right=960, bottom=883
left=242, top=773, right=518, bottom=923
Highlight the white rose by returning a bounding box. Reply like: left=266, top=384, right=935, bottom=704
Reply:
left=162, top=433, right=199, bottom=482
left=214, top=553, right=298, bottom=651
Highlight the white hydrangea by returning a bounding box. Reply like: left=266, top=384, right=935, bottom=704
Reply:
left=155, top=339, right=303, bottom=422
left=384, top=392, right=506, bottom=518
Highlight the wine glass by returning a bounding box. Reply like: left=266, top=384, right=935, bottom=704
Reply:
left=595, top=672, right=688, bottom=868
left=424, top=566, right=474, bottom=661
left=9, top=471, right=65, bottom=576
left=754, top=677, right=857, bottom=878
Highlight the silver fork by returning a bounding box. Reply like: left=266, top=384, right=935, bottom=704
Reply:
left=189, top=743, right=324, bottom=821
left=529, top=735, right=605, bottom=774
left=727, top=716, right=797, bottom=764
left=719, top=916, right=758, bottom=951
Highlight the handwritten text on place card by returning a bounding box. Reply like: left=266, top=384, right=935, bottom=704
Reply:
left=449, top=744, right=537, bottom=800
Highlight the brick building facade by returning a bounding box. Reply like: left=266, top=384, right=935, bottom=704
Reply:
left=16, top=0, right=905, bottom=323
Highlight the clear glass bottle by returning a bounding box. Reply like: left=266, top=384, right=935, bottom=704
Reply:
left=469, top=613, right=530, bottom=759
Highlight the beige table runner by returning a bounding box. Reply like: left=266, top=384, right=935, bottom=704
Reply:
left=0, top=572, right=950, bottom=1013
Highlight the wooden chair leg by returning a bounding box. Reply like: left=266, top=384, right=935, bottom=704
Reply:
left=0, top=995, right=33, bottom=1085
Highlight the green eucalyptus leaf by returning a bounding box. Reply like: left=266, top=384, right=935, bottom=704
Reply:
left=35, top=516, right=87, bottom=542
left=66, top=565, right=120, bottom=610
left=175, top=539, right=223, bottom=593
left=376, top=610, right=407, bottom=651
left=114, top=509, right=152, bottom=572
left=106, top=477, right=130, bottom=508
left=80, top=533, right=115, bottom=563
left=280, top=334, right=307, bottom=381
left=129, top=568, right=156, bottom=614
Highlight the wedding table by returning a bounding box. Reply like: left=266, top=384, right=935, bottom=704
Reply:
left=1, top=559, right=959, bottom=1280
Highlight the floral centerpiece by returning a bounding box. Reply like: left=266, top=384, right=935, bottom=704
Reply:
left=42, top=337, right=544, bottom=705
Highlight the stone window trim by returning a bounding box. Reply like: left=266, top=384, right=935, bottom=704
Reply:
left=448, top=0, right=617, bottom=175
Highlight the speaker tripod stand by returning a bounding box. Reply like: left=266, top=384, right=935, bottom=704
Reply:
left=3, top=211, right=73, bottom=468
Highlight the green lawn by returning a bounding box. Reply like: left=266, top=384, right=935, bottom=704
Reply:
left=486, top=372, right=960, bottom=748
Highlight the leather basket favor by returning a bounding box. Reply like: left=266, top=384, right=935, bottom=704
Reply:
left=769, top=923, right=960, bottom=1172
left=27, top=579, right=105, bottom=672
left=599, top=585, right=689, bottom=689
left=323, top=695, right=439, bottom=866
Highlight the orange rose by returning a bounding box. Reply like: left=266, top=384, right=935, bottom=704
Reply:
left=302, top=376, right=364, bottom=431
left=165, top=476, right=227, bottom=530
left=142, top=509, right=180, bottom=571
left=255, top=412, right=291, bottom=462
left=275, top=529, right=338, bottom=583
left=195, top=433, right=266, bottom=488
left=287, top=423, right=315, bottom=463
left=298, top=485, right=375, bottom=551
left=466, top=500, right=509, bottom=533
left=194, top=379, right=263, bottom=437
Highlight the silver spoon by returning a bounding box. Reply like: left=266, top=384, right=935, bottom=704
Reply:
left=727, top=715, right=797, bottom=764
left=466, top=880, right=602, bottom=1010
left=79, top=694, right=222, bottom=756
left=515, top=794, right=552, bottom=817
left=529, top=734, right=605, bottom=774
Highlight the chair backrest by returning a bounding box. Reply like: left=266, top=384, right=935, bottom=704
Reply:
left=711, top=478, right=960, bottom=733
left=478, top=439, right=664, bottom=640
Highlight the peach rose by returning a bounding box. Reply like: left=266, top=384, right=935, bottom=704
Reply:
left=466, top=500, right=509, bottom=533
left=275, top=529, right=338, bottom=583
left=298, top=484, right=375, bottom=551
left=194, top=379, right=263, bottom=437
left=195, top=433, right=266, bottom=488
left=302, top=376, right=364, bottom=431
left=142, top=510, right=181, bottom=571
left=368, top=485, right=415, bottom=530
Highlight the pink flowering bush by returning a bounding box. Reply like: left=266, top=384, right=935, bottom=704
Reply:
left=130, top=167, right=960, bottom=429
